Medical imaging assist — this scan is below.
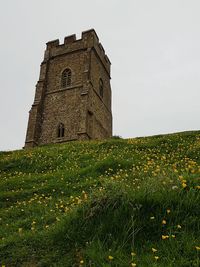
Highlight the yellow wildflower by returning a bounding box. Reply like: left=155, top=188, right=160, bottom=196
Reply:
left=167, top=209, right=171, bottom=214
left=131, top=252, right=136, bottom=256
left=177, top=224, right=182, bottom=229
left=131, top=263, right=137, bottom=267
left=108, top=255, right=114, bottom=260
left=152, top=248, right=157, bottom=253
left=196, top=186, right=200, bottom=189
left=171, top=235, right=176, bottom=238
left=182, top=183, right=187, bottom=188
left=80, top=260, right=84, bottom=264
left=195, top=246, right=200, bottom=250
left=154, top=256, right=159, bottom=260
left=82, top=191, right=88, bottom=200
left=150, top=216, right=155, bottom=220
left=162, top=220, right=167, bottom=225
left=162, top=235, right=169, bottom=240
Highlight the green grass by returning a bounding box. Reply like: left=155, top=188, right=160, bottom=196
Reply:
left=0, top=131, right=200, bottom=266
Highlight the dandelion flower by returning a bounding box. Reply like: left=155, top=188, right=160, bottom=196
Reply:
left=162, top=235, right=169, bottom=240
left=182, top=183, right=187, bottom=188
left=108, top=255, right=114, bottom=260
left=152, top=248, right=157, bottom=253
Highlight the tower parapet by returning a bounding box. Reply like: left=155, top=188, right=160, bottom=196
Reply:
left=44, top=29, right=111, bottom=74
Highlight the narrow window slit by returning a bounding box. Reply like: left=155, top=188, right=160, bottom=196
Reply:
left=57, top=123, right=65, bottom=138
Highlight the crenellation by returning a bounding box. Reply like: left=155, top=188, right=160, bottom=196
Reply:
left=46, top=39, right=59, bottom=49
left=82, top=29, right=99, bottom=42
left=45, top=30, right=111, bottom=74
left=64, top=34, right=76, bottom=44
left=49, top=40, right=85, bottom=59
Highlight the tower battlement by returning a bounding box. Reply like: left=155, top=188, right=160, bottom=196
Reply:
left=45, top=29, right=111, bottom=74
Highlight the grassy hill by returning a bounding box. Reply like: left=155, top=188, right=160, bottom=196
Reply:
left=0, top=131, right=200, bottom=267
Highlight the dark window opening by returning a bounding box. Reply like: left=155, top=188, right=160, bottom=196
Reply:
left=61, top=68, right=72, bottom=88
left=99, top=78, right=103, bottom=98
left=57, top=123, right=65, bottom=138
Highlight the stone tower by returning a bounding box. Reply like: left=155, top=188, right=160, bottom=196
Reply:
left=25, top=29, right=112, bottom=148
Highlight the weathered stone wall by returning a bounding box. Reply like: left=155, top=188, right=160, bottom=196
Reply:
left=25, top=29, right=112, bottom=148
left=46, top=51, right=86, bottom=94
left=90, top=50, right=111, bottom=110
left=88, top=50, right=112, bottom=138
left=39, top=88, right=83, bottom=144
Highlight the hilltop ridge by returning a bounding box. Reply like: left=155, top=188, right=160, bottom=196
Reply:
left=0, top=131, right=200, bottom=266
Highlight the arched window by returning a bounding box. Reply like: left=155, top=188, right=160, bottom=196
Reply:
left=99, top=78, right=103, bottom=98
left=57, top=123, right=65, bottom=138
left=61, top=68, right=72, bottom=88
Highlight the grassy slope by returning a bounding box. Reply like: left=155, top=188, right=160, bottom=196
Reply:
left=0, top=131, right=200, bottom=267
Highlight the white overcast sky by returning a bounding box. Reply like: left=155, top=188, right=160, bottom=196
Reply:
left=0, top=0, right=200, bottom=151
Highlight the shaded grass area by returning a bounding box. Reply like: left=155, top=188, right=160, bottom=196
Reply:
left=0, top=131, right=200, bottom=266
